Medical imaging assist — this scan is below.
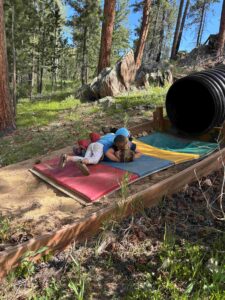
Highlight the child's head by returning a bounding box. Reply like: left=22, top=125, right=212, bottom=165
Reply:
left=115, top=127, right=133, bottom=141
left=114, top=135, right=129, bottom=150
left=115, top=127, right=130, bottom=138
left=115, top=149, right=135, bottom=162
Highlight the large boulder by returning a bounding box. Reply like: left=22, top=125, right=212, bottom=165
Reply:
left=77, top=50, right=136, bottom=101
left=99, top=66, right=125, bottom=97
left=135, top=62, right=173, bottom=87
left=119, top=51, right=136, bottom=89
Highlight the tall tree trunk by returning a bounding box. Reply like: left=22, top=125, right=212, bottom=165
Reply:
left=199, top=7, right=206, bottom=46
left=148, top=1, right=160, bottom=60
left=36, top=55, right=40, bottom=94
left=81, top=26, right=88, bottom=85
left=38, top=66, right=43, bottom=94
left=11, top=4, right=16, bottom=117
left=196, top=0, right=206, bottom=47
left=156, top=8, right=166, bottom=62
left=170, top=0, right=185, bottom=60
left=135, top=0, right=152, bottom=69
left=29, top=42, right=35, bottom=100
left=0, top=0, right=15, bottom=133
left=98, top=0, right=116, bottom=74
left=37, top=27, right=46, bottom=94
left=216, top=0, right=225, bottom=56
left=175, top=0, right=190, bottom=56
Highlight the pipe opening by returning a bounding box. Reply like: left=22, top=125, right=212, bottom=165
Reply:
left=166, top=79, right=216, bottom=135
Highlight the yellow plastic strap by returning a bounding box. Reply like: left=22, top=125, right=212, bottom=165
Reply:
left=134, top=139, right=199, bottom=164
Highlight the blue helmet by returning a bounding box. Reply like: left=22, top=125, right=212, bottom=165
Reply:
left=115, top=127, right=130, bottom=137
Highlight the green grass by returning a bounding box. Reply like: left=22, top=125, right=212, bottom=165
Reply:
left=115, top=85, right=169, bottom=108
left=126, top=228, right=225, bottom=300
left=17, top=96, right=81, bottom=128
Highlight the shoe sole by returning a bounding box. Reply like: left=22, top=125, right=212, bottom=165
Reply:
left=75, top=161, right=90, bottom=176
left=58, top=154, right=67, bottom=168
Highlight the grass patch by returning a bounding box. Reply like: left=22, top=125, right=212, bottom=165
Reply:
left=126, top=230, right=225, bottom=300
left=116, top=85, right=168, bottom=108
left=0, top=123, right=87, bottom=166
left=17, top=96, right=81, bottom=128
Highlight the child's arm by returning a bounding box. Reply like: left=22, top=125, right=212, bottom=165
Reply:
left=105, top=148, right=120, bottom=162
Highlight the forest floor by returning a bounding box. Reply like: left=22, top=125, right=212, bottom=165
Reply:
left=0, top=85, right=224, bottom=299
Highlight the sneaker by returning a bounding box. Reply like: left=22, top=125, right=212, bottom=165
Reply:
left=58, top=154, right=67, bottom=168
left=75, top=160, right=90, bottom=176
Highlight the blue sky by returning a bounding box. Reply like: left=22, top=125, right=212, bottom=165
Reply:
left=65, top=0, right=223, bottom=52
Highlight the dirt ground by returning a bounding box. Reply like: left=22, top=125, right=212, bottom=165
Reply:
left=0, top=138, right=195, bottom=250
left=0, top=168, right=224, bottom=299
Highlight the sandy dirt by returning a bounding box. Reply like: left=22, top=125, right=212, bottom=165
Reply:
left=0, top=140, right=195, bottom=250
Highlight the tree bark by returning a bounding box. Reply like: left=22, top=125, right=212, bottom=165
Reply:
left=0, top=0, right=15, bottom=134
left=216, top=0, right=225, bottom=56
left=98, top=0, right=116, bottom=74
left=170, top=0, right=185, bottom=60
left=156, top=8, right=166, bottom=62
left=199, top=6, right=206, bottom=47
left=196, top=0, right=206, bottom=47
left=81, top=26, right=88, bottom=85
left=134, top=0, right=152, bottom=70
left=148, top=1, right=160, bottom=60
left=11, top=4, right=16, bottom=116
left=175, top=0, right=190, bottom=56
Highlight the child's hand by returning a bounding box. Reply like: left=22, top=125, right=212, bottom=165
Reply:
left=134, top=152, right=142, bottom=159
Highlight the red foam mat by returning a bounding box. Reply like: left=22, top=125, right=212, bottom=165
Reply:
left=33, top=158, right=139, bottom=202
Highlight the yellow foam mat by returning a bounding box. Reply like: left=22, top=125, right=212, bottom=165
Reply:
left=134, top=139, right=199, bottom=164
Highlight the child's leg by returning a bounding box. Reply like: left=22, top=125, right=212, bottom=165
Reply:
left=83, top=142, right=103, bottom=164
left=66, top=155, right=84, bottom=162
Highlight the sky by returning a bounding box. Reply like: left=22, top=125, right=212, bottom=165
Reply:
left=65, top=0, right=223, bottom=52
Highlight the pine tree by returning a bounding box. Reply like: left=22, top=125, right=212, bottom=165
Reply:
left=111, top=0, right=130, bottom=65
left=0, top=0, right=15, bottom=134
left=134, top=0, right=152, bottom=69
left=141, top=0, right=176, bottom=63
left=216, top=0, right=225, bottom=56
left=170, top=0, right=185, bottom=60
left=175, top=0, right=190, bottom=55
left=4, top=0, right=66, bottom=96
left=98, top=0, right=116, bottom=74
left=68, top=0, right=102, bottom=84
left=187, top=0, right=217, bottom=49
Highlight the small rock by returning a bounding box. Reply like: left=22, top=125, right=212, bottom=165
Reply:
left=115, top=104, right=123, bottom=110
left=204, top=178, right=213, bottom=187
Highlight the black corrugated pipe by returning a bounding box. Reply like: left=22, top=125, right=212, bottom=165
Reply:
left=166, top=64, right=225, bottom=135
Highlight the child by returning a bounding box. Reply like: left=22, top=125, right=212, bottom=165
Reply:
left=58, top=128, right=141, bottom=175
left=105, top=134, right=142, bottom=162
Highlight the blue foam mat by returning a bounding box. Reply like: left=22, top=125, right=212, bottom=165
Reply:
left=100, top=155, right=174, bottom=177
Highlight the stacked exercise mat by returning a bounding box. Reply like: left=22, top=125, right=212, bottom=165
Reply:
left=33, top=132, right=218, bottom=202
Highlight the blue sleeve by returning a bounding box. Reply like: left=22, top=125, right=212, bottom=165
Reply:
left=130, top=142, right=137, bottom=151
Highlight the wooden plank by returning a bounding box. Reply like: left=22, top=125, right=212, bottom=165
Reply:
left=0, top=146, right=224, bottom=279
left=153, top=106, right=164, bottom=131
left=129, top=120, right=153, bottom=135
